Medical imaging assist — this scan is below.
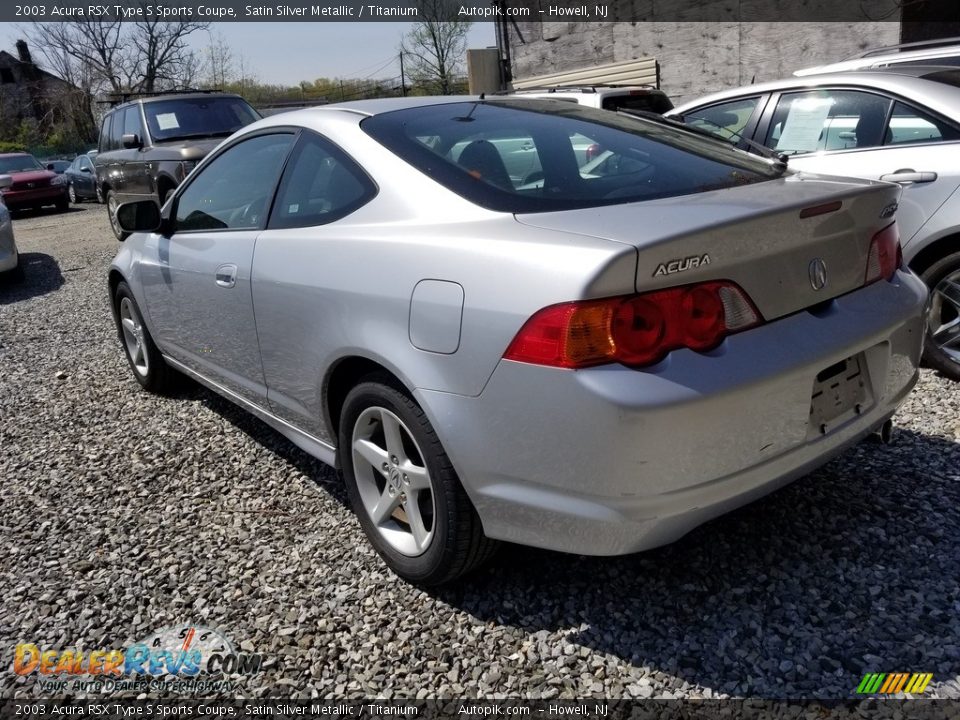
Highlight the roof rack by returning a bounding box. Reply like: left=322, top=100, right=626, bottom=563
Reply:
left=853, top=36, right=960, bottom=59
left=95, top=88, right=223, bottom=106
left=511, top=84, right=658, bottom=94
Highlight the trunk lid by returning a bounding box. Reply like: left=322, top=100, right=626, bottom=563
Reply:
left=515, top=172, right=900, bottom=321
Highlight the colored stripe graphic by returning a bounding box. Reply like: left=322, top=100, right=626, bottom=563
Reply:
left=857, top=672, right=933, bottom=694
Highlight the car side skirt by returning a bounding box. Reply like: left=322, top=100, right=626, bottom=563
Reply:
left=163, top=355, right=339, bottom=468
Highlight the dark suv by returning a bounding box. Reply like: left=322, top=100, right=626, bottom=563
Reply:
left=95, top=92, right=260, bottom=239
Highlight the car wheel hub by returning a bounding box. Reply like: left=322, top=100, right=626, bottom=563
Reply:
left=119, top=297, right=149, bottom=377
left=352, top=406, right=435, bottom=557
left=929, top=269, right=960, bottom=364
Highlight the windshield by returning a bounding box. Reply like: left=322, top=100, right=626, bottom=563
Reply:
left=361, top=99, right=783, bottom=213
left=0, top=155, right=43, bottom=173
left=143, top=96, right=260, bottom=142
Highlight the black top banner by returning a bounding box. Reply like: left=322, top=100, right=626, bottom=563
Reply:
left=2, top=0, right=955, bottom=24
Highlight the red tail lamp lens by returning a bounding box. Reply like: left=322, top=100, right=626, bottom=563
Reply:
left=504, top=281, right=762, bottom=369
left=865, top=222, right=901, bottom=284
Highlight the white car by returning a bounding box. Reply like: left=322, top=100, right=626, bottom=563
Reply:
left=795, top=37, right=960, bottom=77
left=0, top=174, right=19, bottom=281
left=669, top=66, right=960, bottom=380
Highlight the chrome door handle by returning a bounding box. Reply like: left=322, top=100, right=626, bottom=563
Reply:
left=879, top=169, right=937, bottom=184
left=215, top=263, right=238, bottom=288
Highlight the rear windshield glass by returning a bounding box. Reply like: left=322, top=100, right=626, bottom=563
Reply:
left=361, top=99, right=781, bottom=213
left=143, top=96, right=261, bottom=142
left=602, top=93, right=674, bottom=114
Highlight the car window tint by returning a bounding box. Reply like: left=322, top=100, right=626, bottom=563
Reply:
left=362, top=99, right=781, bottom=214
left=81, top=157, right=93, bottom=171
left=99, top=114, right=113, bottom=152
left=109, top=109, right=127, bottom=150
left=682, top=97, right=760, bottom=144
left=765, top=90, right=892, bottom=154
left=123, top=106, right=143, bottom=138
left=174, top=133, right=294, bottom=232
left=886, top=101, right=960, bottom=145
left=603, top=94, right=674, bottom=114
left=268, top=131, right=376, bottom=229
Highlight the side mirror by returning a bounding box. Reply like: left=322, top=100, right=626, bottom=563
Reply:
left=121, top=133, right=142, bottom=149
left=0, top=174, right=12, bottom=190
left=46, top=163, right=55, bottom=171
left=80, top=166, right=91, bottom=173
left=116, top=200, right=161, bottom=235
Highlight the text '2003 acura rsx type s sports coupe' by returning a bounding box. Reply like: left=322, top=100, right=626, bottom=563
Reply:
left=108, top=97, right=927, bottom=585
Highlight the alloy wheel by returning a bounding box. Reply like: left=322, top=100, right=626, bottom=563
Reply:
left=119, top=297, right=149, bottom=377
left=928, top=269, right=960, bottom=365
left=351, top=406, right=435, bottom=556
left=108, top=194, right=121, bottom=237
left=68, top=184, right=76, bottom=203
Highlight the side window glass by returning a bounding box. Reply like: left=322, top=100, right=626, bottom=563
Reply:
left=682, top=97, right=761, bottom=144
left=269, top=132, right=376, bottom=229
left=174, top=133, right=294, bottom=232
left=765, top=90, right=892, bottom=154
left=99, top=114, right=112, bottom=152
left=886, top=101, right=960, bottom=145
left=109, top=108, right=127, bottom=150
left=123, top=106, right=143, bottom=140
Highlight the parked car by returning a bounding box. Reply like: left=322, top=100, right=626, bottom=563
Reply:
left=508, top=84, right=674, bottom=114
left=44, top=159, right=71, bottom=174
left=795, top=37, right=960, bottom=77
left=64, top=154, right=101, bottom=203
left=108, top=97, right=926, bottom=584
left=95, top=91, right=261, bottom=241
left=0, top=153, right=69, bottom=213
left=0, top=174, right=20, bottom=281
left=668, top=66, right=960, bottom=379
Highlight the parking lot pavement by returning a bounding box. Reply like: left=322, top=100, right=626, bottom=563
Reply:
left=1, top=205, right=959, bottom=700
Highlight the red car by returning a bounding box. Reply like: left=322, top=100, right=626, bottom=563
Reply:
left=0, top=153, right=69, bottom=212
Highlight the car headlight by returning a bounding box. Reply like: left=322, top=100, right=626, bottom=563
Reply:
left=51, top=175, right=67, bottom=186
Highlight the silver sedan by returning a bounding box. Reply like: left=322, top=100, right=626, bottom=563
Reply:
left=669, top=66, right=960, bottom=379
left=108, top=97, right=927, bottom=584
left=0, top=175, right=19, bottom=280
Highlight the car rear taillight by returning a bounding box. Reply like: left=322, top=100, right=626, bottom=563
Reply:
left=503, top=281, right=763, bottom=369
left=864, top=222, right=902, bottom=285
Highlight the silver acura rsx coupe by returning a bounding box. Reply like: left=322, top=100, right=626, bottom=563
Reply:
left=108, top=97, right=927, bottom=584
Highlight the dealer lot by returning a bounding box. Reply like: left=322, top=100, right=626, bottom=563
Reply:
left=1, top=206, right=959, bottom=699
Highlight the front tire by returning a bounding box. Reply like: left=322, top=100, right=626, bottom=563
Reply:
left=339, top=378, right=498, bottom=585
left=921, top=251, right=960, bottom=381
left=114, top=281, right=177, bottom=393
left=106, top=190, right=129, bottom=241
left=68, top=184, right=77, bottom=204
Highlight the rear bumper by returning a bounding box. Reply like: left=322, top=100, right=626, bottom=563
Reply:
left=416, top=271, right=928, bottom=555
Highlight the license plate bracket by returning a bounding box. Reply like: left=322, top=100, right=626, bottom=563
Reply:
left=809, top=354, right=871, bottom=435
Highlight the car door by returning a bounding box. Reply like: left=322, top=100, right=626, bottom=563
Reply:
left=137, top=130, right=296, bottom=403
left=76, top=155, right=96, bottom=196
left=756, top=88, right=960, bottom=246
left=250, top=130, right=378, bottom=442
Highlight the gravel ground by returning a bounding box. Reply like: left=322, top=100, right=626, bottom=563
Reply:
left=1, top=204, right=959, bottom=700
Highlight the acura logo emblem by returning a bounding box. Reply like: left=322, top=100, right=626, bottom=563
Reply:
left=809, top=258, right=828, bottom=291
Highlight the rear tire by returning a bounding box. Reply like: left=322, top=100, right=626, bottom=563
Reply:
left=106, top=190, right=129, bottom=241
left=921, top=251, right=960, bottom=381
left=113, top=281, right=177, bottom=393
left=339, top=377, right=498, bottom=585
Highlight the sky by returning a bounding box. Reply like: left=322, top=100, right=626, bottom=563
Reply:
left=0, top=22, right=498, bottom=86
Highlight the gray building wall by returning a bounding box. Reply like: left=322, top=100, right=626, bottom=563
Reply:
left=508, top=22, right=901, bottom=105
